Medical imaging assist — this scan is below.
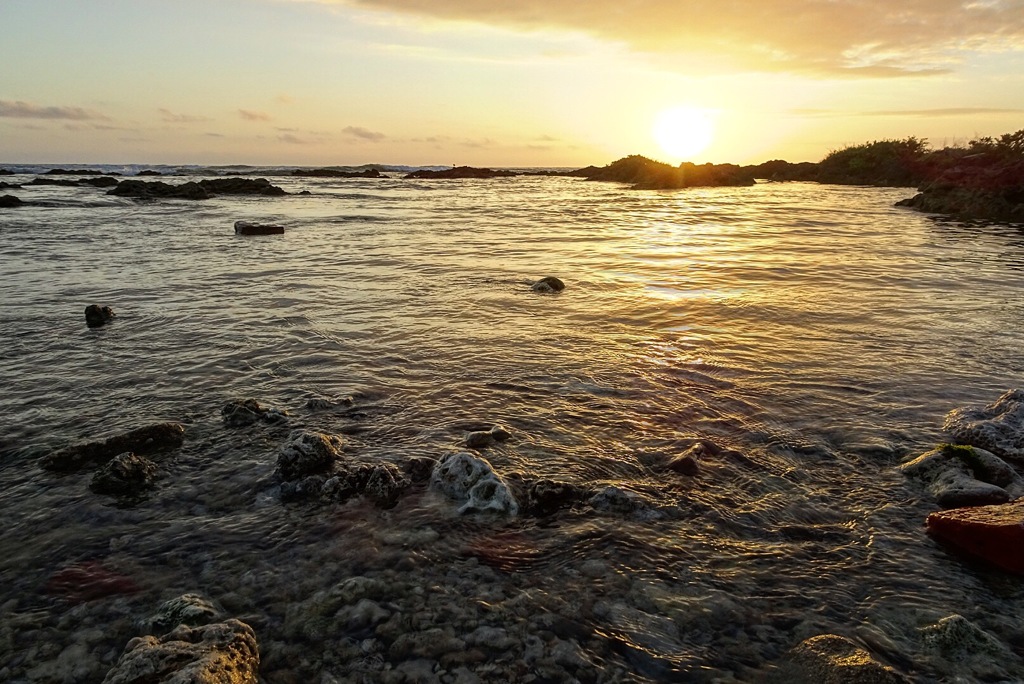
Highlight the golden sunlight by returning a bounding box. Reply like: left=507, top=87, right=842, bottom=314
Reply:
left=652, top=106, right=715, bottom=161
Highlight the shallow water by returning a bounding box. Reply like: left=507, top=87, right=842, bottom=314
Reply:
left=2, top=174, right=1024, bottom=682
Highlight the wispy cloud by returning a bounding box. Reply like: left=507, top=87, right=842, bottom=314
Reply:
left=314, top=0, right=1024, bottom=76
left=864, top=107, right=1024, bottom=117
left=159, top=108, right=211, bottom=123
left=279, top=132, right=312, bottom=144
left=238, top=109, right=272, bottom=121
left=342, top=125, right=387, bottom=141
left=0, top=100, right=108, bottom=120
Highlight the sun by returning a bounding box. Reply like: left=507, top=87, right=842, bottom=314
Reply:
left=652, top=106, right=716, bottom=161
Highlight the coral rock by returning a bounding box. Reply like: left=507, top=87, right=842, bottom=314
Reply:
left=431, top=452, right=518, bottom=515
left=944, top=389, right=1024, bottom=462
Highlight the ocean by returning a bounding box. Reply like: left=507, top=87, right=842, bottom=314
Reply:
left=1, top=168, right=1023, bottom=682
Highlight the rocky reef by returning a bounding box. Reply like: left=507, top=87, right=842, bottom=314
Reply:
left=109, top=178, right=287, bottom=200
left=405, top=166, right=517, bottom=179
left=570, top=155, right=755, bottom=189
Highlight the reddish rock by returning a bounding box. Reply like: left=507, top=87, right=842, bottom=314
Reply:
left=926, top=499, right=1024, bottom=573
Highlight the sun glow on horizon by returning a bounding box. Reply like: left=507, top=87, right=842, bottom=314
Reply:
left=652, top=106, right=716, bottom=162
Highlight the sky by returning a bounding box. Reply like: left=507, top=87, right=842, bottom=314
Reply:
left=1, top=0, right=1023, bottom=167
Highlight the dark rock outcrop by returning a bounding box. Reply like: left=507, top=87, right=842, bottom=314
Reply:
left=0, top=181, right=23, bottom=189
left=927, top=499, right=1024, bottom=573
left=234, top=220, right=284, bottom=236
left=0, top=168, right=12, bottom=175
left=109, top=177, right=287, bottom=200
left=523, top=479, right=589, bottom=516
left=137, top=170, right=163, bottom=176
left=102, top=619, right=259, bottom=684
left=570, top=155, right=755, bottom=189
left=45, top=168, right=115, bottom=176
left=405, top=166, right=517, bottom=179
left=149, top=594, right=224, bottom=633
left=431, top=451, right=518, bottom=515
left=28, top=176, right=119, bottom=188
left=900, top=444, right=1020, bottom=508
left=292, top=168, right=382, bottom=178
left=0, top=194, right=24, bottom=208
left=221, top=398, right=286, bottom=426
left=89, top=452, right=158, bottom=498
left=531, top=276, right=565, bottom=293
left=200, top=177, right=287, bottom=196
left=85, top=304, right=115, bottom=328
left=277, top=430, right=343, bottom=480
left=42, top=422, right=185, bottom=472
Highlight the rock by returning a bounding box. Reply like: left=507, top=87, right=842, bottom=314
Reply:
left=524, top=479, right=588, bottom=516
left=85, top=304, right=115, bottom=328
left=200, top=177, right=287, bottom=196
left=569, top=155, right=756, bottom=189
left=770, top=634, right=909, bottom=683
left=899, top=444, right=1018, bottom=508
left=0, top=181, right=22, bottom=189
left=150, top=594, right=224, bottom=633
left=109, top=179, right=210, bottom=200
left=277, top=430, right=342, bottom=480
left=0, top=194, right=24, bottom=207
left=403, top=456, right=437, bottom=483
left=234, top=220, right=284, bottom=236
left=667, top=442, right=714, bottom=476
left=362, top=463, right=411, bottom=508
left=926, top=499, right=1024, bottom=573
left=137, top=170, right=163, bottom=176
left=43, top=422, right=185, bottom=472
left=464, top=431, right=494, bottom=449
left=102, top=618, right=259, bottom=684
left=221, top=399, right=286, bottom=427
left=531, top=276, right=565, bottom=293
left=588, top=485, right=662, bottom=520
left=45, top=168, right=111, bottom=175
left=80, top=176, right=120, bottom=188
left=292, top=168, right=382, bottom=178
left=944, top=389, right=1024, bottom=462
left=89, top=453, right=158, bottom=498
left=404, top=166, right=517, bottom=179
left=921, top=614, right=1009, bottom=661
left=304, top=395, right=352, bottom=411
left=431, top=452, right=518, bottom=515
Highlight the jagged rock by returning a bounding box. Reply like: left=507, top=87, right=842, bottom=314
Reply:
left=944, top=389, right=1024, bottom=462
left=921, top=614, right=1009, bottom=661
left=43, top=423, right=185, bottom=472
left=200, top=177, right=286, bottom=196
left=292, top=168, right=381, bottom=178
left=927, top=499, right=1024, bottom=573
left=0, top=194, right=24, bottom=208
left=45, top=168, right=110, bottom=175
left=404, top=166, right=516, bottom=179
left=403, top=456, right=437, bottom=483
left=589, top=486, right=663, bottom=520
left=137, top=170, right=163, bottom=176
left=277, top=430, right=342, bottom=480
left=234, top=221, right=284, bottom=236
left=431, top=452, right=518, bottom=515
left=524, top=479, right=588, bottom=516
left=89, top=453, right=158, bottom=498
left=102, top=618, right=259, bottom=684
left=109, top=179, right=210, bottom=200
left=667, top=441, right=716, bottom=476
left=305, top=395, right=353, bottom=411
left=221, top=399, right=286, bottom=427
left=85, top=304, right=115, bottom=328
left=770, top=634, right=909, bottom=683
left=900, top=444, right=1020, bottom=508
left=531, top=276, right=565, bottom=293
left=362, top=463, right=411, bottom=508
left=149, top=594, right=224, bottom=633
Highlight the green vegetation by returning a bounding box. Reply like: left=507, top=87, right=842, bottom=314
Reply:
left=939, top=443, right=983, bottom=472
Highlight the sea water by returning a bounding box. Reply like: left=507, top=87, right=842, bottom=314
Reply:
left=1, top=172, right=1023, bottom=681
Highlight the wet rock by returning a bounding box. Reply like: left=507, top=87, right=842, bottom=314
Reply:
left=921, top=614, right=1009, bottom=661
left=280, top=474, right=329, bottom=503
left=900, top=444, right=1019, bottom=508
left=667, top=441, right=714, bottom=476
left=464, top=424, right=513, bottom=449
left=362, top=463, right=411, bottom=508
left=89, top=452, right=158, bottom=498
left=0, top=194, right=24, bottom=208
left=45, top=168, right=111, bottom=175
left=234, top=220, right=284, bottom=236
left=531, top=276, right=565, bottom=293
left=85, top=304, right=115, bottom=328
left=201, top=177, right=287, bottom=196
left=42, top=422, right=185, bottom=472
left=926, top=498, right=1024, bottom=573
left=389, top=628, right=466, bottom=660
left=221, top=398, right=287, bottom=427
left=137, top=170, right=163, bottom=176
left=405, top=166, right=516, bottom=179
left=771, top=634, right=909, bottom=683
left=109, top=179, right=211, bottom=200
left=524, top=479, right=589, bottom=516
left=944, top=389, right=1024, bottom=462
left=403, top=456, right=437, bottom=483
left=305, top=395, right=353, bottom=411
left=431, top=452, right=518, bottom=515
left=102, top=618, right=259, bottom=684
left=277, top=430, right=342, bottom=480
left=292, top=168, right=382, bottom=178
left=588, top=486, right=662, bottom=520
left=149, top=594, right=224, bottom=633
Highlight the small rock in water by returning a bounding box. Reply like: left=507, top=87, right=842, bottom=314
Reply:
left=926, top=498, right=1024, bottom=573
left=465, top=430, right=495, bottom=449
left=85, top=304, right=115, bottom=328
left=0, top=194, right=24, bottom=208
left=42, top=422, right=185, bottom=472
left=362, top=463, right=411, bottom=508
left=531, top=276, right=565, bottom=293
left=588, top=485, right=662, bottom=520
left=234, top=220, right=284, bottom=235
left=403, top=456, right=438, bottom=483
left=431, top=451, right=518, bottom=515
left=770, top=634, right=909, bottom=683
left=524, top=479, right=589, bottom=517
left=305, top=395, right=353, bottom=411
left=89, top=452, right=158, bottom=498
left=149, top=593, right=224, bottom=633
left=921, top=614, right=1009, bottom=661
left=102, top=619, right=259, bottom=684
left=222, top=398, right=287, bottom=427
left=277, top=430, right=343, bottom=480
left=900, top=444, right=1019, bottom=508
left=944, top=389, right=1024, bottom=462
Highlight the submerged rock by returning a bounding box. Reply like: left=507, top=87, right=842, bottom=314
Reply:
left=234, top=220, right=284, bottom=236
left=89, top=452, right=158, bottom=498
left=926, top=499, right=1024, bottom=573
left=464, top=424, right=513, bottom=449
left=771, top=634, right=909, bottom=683
left=531, top=276, right=565, bottom=293
left=85, top=304, right=115, bottom=328
left=944, top=389, right=1024, bottom=462
left=523, top=479, right=589, bottom=516
left=921, top=614, right=1009, bottom=661
left=102, top=619, right=259, bottom=684
left=43, top=422, right=185, bottom=472
left=221, top=398, right=286, bottom=427
left=588, top=485, right=663, bottom=520
left=899, top=444, right=1020, bottom=508
left=362, top=462, right=411, bottom=508
left=431, top=451, right=518, bottom=515
left=277, top=430, right=342, bottom=480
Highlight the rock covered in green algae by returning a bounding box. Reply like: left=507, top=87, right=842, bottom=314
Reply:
left=899, top=443, right=1021, bottom=508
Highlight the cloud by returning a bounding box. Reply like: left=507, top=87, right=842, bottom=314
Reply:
left=864, top=107, right=1024, bottom=117
left=324, top=0, right=1024, bottom=76
left=239, top=109, right=272, bottom=121
left=279, top=132, right=312, bottom=144
left=342, top=125, right=387, bottom=141
left=159, top=108, right=211, bottom=123
left=0, top=100, right=108, bottom=120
